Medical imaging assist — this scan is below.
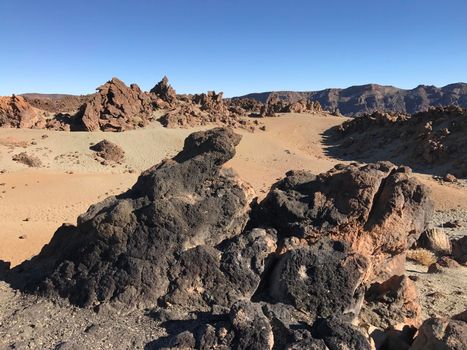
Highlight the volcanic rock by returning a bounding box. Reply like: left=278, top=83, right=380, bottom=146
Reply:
left=330, top=106, right=467, bottom=178
left=416, top=228, right=452, bottom=255
left=0, top=95, right=45, bottom=129
left=250, top=162, right=434, bottom=282
left=76, top=78, right=154, bottom=132
left=451, top=236, right=467, bottom=264
left=22, top=93, right=93, bottom=114
left=90, top=140, right=125, bottom=163
left=266, top=239, right=368, bottom=322
left=409, top=312, right=467, bottom=350
left=150, top=76, right=177, bottom=107
left=361, top=275, right=421, bottom=330
left=12, top=152, right=42, bottom=167
left=7, top=127, right=254, bottom=309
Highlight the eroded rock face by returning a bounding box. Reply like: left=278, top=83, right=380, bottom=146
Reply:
left=76, top=78, right=154, bottom=132
left=0, top=95, right=45, bottom=129
left=150, top=76, right=177, bottom=107
left=9, top=128, right=254, bottom=309
left=250, top=162, right=434, bottom=282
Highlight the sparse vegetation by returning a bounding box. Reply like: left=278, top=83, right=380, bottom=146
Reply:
left=407, top=248, right=437, bottom=266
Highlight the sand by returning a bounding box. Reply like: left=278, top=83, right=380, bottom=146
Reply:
left=1, top=113, right=466, bottom=267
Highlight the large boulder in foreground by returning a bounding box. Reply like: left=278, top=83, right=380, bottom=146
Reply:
left=250, top=161, right=434, bottom=282
left=76, top=77, right=154, bottom=131
left=8, top=127, right=254, bottom=309
left=0, top=95, right=45, bottom=128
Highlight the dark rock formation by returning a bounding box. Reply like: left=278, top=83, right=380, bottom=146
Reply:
left=250, top=162, right=434, bottom=282
left=328, top=106, right=467, bottom=178
left=7, top=128, right=254, bottom=309
left=266, top=240, right=367, bottom=322
left=1, top=127, right=437, bottom=349
left=0, top=95, right=45, bottom=128
left=234, top=82, right=467, bottom=116
left=90, top=140, right=125, bottom=163
left=76, top=77, right=154, bottom=132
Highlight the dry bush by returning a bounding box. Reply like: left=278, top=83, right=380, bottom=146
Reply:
left=407, top=248, right=437, bottom=266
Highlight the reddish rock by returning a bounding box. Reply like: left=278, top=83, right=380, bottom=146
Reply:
left=0, top=95, right=45, bottom=129
left=76, top=78, right=154, bottom=132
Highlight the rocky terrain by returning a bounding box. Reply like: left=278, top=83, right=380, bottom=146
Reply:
left=1, top=77, right=266, bottom=133
left=236, top=82, right=467, bottom=116
left=21, top=93, right=93, bottom=114
left=1, top=128, right=465, bottom=349
left=326, top=106, right=467, bottom=178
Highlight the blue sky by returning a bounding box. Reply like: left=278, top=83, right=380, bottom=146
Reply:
left=1, top=0, right=466, bottom=97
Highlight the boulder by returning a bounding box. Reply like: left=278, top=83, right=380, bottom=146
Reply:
left=250, top=162, right=434, bottom=282
left=90, top=140, right=125, bottom=163
left=416, top=228, right=451, bottom=255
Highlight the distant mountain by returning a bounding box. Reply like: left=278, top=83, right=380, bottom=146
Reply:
left=234, top=83, right=467, bottom=115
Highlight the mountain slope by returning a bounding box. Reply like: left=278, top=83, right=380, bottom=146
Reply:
left=234, top=83, right=467, bottom=116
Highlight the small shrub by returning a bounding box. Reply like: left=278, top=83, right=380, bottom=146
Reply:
left=407, top=248, right=437, bottom=266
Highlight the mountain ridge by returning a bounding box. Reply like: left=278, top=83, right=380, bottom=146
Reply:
left=233, top=82, right=467, bottom=115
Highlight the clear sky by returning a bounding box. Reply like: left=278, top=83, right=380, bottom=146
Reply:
left=1, top=0, right=466, bottom=97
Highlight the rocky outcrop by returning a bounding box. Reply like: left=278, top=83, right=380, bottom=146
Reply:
left=235, top=82, right=467, bottom=116
left=329, top=106, right=467, bottom=178
left=149, top=76, right=177, bottom=108
left=8, top=128, right=254, bottom=309
left=76, top=78, right=154, bottom=132
left=260, top=93, right=322, bottom=117
left=90, top=140, right=125, bottom=163
left=250, top=162, right=434, bottom=282
left=149, top=77, right=260, bottom=131
left=0, top=95, right=45, bottom=129
left=1, top=128, right=438, bottom=349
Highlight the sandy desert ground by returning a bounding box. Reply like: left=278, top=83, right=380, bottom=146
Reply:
left=0, top=113, right=466, bottom=333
